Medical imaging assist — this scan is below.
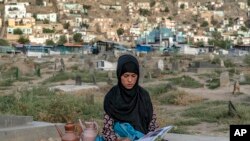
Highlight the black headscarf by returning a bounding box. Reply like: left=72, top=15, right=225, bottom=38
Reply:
left=104, top=54, right=153, bottom=134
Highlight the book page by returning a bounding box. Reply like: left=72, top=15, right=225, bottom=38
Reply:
left=138, top=125, right=173, bottom=141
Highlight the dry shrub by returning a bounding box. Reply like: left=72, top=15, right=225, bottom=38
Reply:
left=160, top=90, right=204, bottom=106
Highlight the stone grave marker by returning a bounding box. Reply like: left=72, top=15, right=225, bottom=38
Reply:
left=220, top=71, right=230, bottom=87
left=239, top=72, right=246, bottom=82
left=75, top=75, right=82, bottom=85
left=157, top=59, right=164, bottom=71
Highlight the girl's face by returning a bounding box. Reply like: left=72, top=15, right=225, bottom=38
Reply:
left=121, top=72, right=138, bottom=89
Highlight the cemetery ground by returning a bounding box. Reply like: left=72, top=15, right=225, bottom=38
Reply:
left=0, top=53, right=250, bottom=139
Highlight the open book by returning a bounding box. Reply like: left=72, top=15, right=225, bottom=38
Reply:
left=138, top=125, right=173, bottom=141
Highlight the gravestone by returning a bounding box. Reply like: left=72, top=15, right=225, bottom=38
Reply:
left=107, top=71, right=113, bottom=85
left=220, top=59, right=225, bottom=68
left=172, top=61, right=180, bottom=72
left=60, top=58, right=65, bottom=71
left=75, top=75, right=82, bottom=85
left=157, top=59, right=164, bottom=71
left=220, top=71, right=230, bottom=87
left=0, top=115, right=33, bottom=128
left=209, top=53, right=214, bottom=61
left=239, top=72, right=246, bottom=82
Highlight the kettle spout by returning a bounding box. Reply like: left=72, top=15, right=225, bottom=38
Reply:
left=55, top=124, right=63, bottom=138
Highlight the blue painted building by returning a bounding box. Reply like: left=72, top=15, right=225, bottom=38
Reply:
left=137, top=27, right=186, bottom=46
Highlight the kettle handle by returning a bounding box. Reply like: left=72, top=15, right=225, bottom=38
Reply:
left=94, top=121, right=99, bottom=131
left=55, top=124, right=63, bottom=138
left=79, top=119, right=85, bottom=131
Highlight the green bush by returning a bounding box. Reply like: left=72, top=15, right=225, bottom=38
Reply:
left=145, top=84, right=173, bottom=96
left=167, top=75, right=203, bottom=88
left=182, top=101, right=250, bottom=124
left=206, top=78, right=220, bottom=89
left=0, top=87, right=103, bottom=123
left=0, top=79, right=14, bottom=86
left=224, top=59, right=235, bottom=68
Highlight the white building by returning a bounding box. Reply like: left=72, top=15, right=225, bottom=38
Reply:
left=179, top=45, right=199, bottom=55
left=7, top=27, right=32, bottom=35
left=96, top=60, right=116, bottom=71
left=193, top=35, right=211, bottom=44
left=36, top=13, right=57, bottom=23
left=130, top=27, right=141, bottom=35
left=5, top=3, right=27, bottom=20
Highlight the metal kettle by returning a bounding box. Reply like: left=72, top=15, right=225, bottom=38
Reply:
left=79, top=119, right=98, bottom=141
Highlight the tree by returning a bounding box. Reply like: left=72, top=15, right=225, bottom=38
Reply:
left=73, top=33, right=82, bottom=43
left=164, top=6, right=169, bottom=12
left=180, top=4, right=185, bottom=9
left=211, top=18, right=218, bottom=26
left=46, top=39, right=55, bottom=46
left=0, top=39, right=9, bottom=46
left=83, top=4, right=91, bottom=10
left=195, top=41, right=204, bottom=47
left=240, top=26, right=248, bottom=32
left=32, top=13, right=37, bottom=19
left=208, top=39, right=231, bottom=49
left=57, top=35, right=67, bottom=45
left=150, top=1, right=156, bottom=7
left=211, top=31, right=222, bottom=40
left=244, top=55, right=250, bottom=66
left=248, top=0, right=250, bottom=6
left=117, top=28, right=124, bottom=36
left=63, top=22, right=70, bottom=29
left=201, top=21, right=209, bottom=27
left=43, top=28, right=55, bottom=33
left=13, top=28, right=23, bottom=35
left=139, top=8, right=151, bottom=16
left=18, top=36, right=30, bottom=44
left=43, top=19, right=49, bottom=24
left=244, top=18, right=250, bottom=29
left=36, top=0, right=43, bottom=6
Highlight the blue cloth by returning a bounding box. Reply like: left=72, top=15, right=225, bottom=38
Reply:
left=95, top=135, right=105, bottom=141
left=114, top=122, right=145, bottom=141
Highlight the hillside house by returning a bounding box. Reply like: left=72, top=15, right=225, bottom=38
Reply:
left=213, top=11, right=224, bottom=21
left=200, top=11, right=213, bottom=24
left=238, top=2, right=248, bottom=9
left=178, top=1, right=189, bottom=10
left=100, top=3, right=122, bottom=11
left=136, top=2, right=150, bottom=10
left=130, top=25, right=141, bottom=35
left=164, top=19, right=176, bottom=30
left=36, top=13, right=57, bottom=23
left=7, top=18, right=33, bottom=35
left=61, top=3, right=84, bottom=14
left=33, top=23, right=63, bottom=34
left=92, top=18, right=113, bottom=33
left=29, top=33, right=62, bottom=44
left=66, top=14, right=83, bottom=27
left=193, top=35, right=210, bottom=44
left=127, top=2, right=135, bottom=16
left=5, top=3, right=28, bottom=20
left=234, top=17, right=244, bottom=25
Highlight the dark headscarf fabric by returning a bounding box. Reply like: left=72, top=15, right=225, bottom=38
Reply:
left=104, top=54, right=153, bottom=134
